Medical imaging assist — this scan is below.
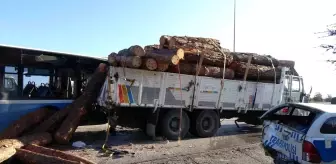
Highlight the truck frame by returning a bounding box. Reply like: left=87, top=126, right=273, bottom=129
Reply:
left=98, top=64, right=305, bottom=140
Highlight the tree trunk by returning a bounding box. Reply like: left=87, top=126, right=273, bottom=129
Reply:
left=278, top=60, right=295, bottom=68
left=0, top=107, right=56, bottom=139
left=15, top=148, right=79, bottom=164
left=230, top=62, right=281, bottom=81
left=157, top=63, right=169, bottom=72
left=54, top=63, right=108, bottom=144
left=0, top=132, right=52, bottom=163
left=116, top=55, right=142, bottom=68
left=159, top=35, right=171, bottom=49
left=141, top=57, right=158, bottom=71
left=167, top=63, right=205, bottom=75
left=108, top=52, right=118, bottom=66
left=145, top=49, right=183, bottom=65
left=183, top=50, right=233, bottom=67
left=204, top=67, right=235, bottom=79
left=230, top=52, right=279, bottom=67
left=167, top=36, right=221, bottom=50
left=23, top=144, right=95, bottom=164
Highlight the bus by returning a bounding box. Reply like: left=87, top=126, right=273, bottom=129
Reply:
left=0, top=44, right=107, bottom=132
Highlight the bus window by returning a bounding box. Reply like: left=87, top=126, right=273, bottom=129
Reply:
left=3, top=66, right=19, bottom=98
left=23, top=67, right=51, bottom=98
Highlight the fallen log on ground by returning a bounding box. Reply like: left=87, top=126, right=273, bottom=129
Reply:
left=54, top=63, right=108, bottom=144
left=15, top=148, right=79, bottom=164
left=230, top=52, right=279, bottom=67
left=23, top=144, right=95, bottom=164
left=0, top=107, right=56, bottom=139
left=230, top=61, right=281, bottom=81
left=0, top=132, right=52, bottom=163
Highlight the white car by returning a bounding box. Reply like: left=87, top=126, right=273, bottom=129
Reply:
left=260, top=103, right=336, bottom=164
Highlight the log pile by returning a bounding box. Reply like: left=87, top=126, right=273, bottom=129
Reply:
left=108, top=35, right=296, bottom=83
left=0, top=63, right=107, bottom=164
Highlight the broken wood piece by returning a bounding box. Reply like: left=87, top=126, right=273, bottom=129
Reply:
left=0, top=132, right=52, bottom=163
left=23, top=144, right=95, bottom=164
left=15, top=148, right=79, bottom=164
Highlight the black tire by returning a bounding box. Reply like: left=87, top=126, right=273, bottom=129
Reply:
left=160, top=109, right=190, bottom=140
left=190, top=110, right=219, bottom=138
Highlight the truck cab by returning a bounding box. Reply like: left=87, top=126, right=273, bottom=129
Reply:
left=280, top=68, right=306, bottom=104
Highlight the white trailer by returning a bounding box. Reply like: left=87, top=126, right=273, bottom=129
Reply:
left=97, top=65, right=306, bottom=140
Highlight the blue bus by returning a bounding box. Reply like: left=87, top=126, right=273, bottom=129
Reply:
left=0, top=44, right=107, bottom=132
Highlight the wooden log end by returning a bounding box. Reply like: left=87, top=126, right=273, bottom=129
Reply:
left=130, top=56, right=142, bottom=68
left=176, top=48, right=184, bottom=60
left=143, top=58, right=158, bottom=71
left=157, top=63, right=169, bottom=72
left=171, top=55, right=180, bottom=65
left=129, top=45, right=145, bottom=57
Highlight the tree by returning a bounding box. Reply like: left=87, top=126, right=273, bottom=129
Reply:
left=319, top=14, right=336, bottom=64
left=312, top=92, right=323, bottom=102
left=324, top=94, right=333, bottom=102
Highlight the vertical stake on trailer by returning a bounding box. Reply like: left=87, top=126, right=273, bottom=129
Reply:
left=102, top=69, right=112, bottom=150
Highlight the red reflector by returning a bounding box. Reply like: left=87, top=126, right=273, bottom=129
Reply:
left=302, top=140, right=321, bottom=163
left=282, top=107, right=289, bottom=113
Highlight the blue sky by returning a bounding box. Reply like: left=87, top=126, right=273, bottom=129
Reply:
left=1, top=0, right=336, bottom=97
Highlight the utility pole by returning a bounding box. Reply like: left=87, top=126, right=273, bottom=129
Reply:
left=233, top=0, right=236, bottom=52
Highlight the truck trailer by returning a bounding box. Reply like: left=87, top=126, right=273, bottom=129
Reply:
left=97, top=62, right=306, bottom=140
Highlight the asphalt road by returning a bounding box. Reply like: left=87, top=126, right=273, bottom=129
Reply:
left=59, top=119, right=273, bottom=164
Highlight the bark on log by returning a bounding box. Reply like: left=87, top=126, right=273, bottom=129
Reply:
left=157, top=63, right=169, bottom=72
left=0, top=132, right=52, bottom=163
left=230, top=52, right=279, bottom=67
left=168, top=63, right=206, bottom=76
left=278, top=60, right=295, bottom=68
left=145, top=48, right=183, bottom=65
left=108, top=52, right=118, bottom=66
left=54, top=63, right=108, bottom=144
left=230, top=62, right=281, bottom=81
left=183, top=49, right=233, bottom=67
left=15, top=148, right=79, bottom=164
left=204, top=67, right=235, bottom=79
left=0, top=107, right=56, bottom=139
left=159, top=35, right=171, bottom=49
left=128, top=45, right=145, bottom=57
left=116, top=55, right=142, bottom=68
left=144, top=44, right=160, bottom=52
left=141, top=57, right=158, bottom=71
left=23, top=144, right=95, bottom=164
left=167, top=36, right=221, bottom=50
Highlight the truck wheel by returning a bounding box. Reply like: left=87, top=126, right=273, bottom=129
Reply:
left=190, top=110, right=219, bottom=138
left=160, top=109, right=190, bottom=140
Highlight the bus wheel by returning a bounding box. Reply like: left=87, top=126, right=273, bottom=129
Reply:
left=190, top=110, right=219, bottom=138
left=160, top=109, right=190, bottom=140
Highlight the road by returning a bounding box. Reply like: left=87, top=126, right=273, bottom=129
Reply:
left=57, top=119, right=273, bottom=164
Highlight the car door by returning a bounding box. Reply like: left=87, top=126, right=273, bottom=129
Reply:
left=260, top=104, right=306, bottom=163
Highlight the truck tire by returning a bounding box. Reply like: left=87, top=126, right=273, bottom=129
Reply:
left=160, top=109, right=190, bottom=140
left=190, top=110, right=219, bottom=138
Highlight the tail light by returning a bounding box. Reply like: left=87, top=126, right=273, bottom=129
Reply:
left=302, top=140, right=321, bottom=163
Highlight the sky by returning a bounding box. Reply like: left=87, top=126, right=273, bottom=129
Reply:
left=0, top=0, right=336, bottom=97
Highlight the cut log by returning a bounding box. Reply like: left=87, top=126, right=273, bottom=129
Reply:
left=159, top=35, right=171, bottom=49
left=107, top=52, right=118, bottom=66
left=230, top=52, right=279, bottom=67
left=23, top=144, right=95, bottom=164
left=230, top=61, right=281, bottom=81
left=183, top=49, right=233, bottom=67
left=0, top=107, right=56, bottom=139
left=141, top=58, right=158, bottom=71
left=15, top=148, right=79, bottom=164
left=145, top=48, right=184, bottom=64
left=204, top=67, right=235, bottom=79
left=278, top=60, right=295, bottom=68
left=0, top=132, right=52, bottom=163
left=168, top=63, right=193, bottom=75
left=128, top=45, right=145, bottom=57
left=144, top=44, right=160, bottom=52
left=116, top=55, right=142, bottom=68
left=157, top=63, right=169, bottom=72
left=54, top=63, right=108, bottom=144
left=167, top=36, right=221, bottom=50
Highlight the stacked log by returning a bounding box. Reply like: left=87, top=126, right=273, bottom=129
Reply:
left=107, top=35, right=296, bottom=83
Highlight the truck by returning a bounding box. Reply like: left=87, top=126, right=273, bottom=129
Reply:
left=97, top=61, right=307, bottom=140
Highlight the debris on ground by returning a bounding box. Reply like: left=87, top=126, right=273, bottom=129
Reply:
left=72, top=141, right=86, bottom=149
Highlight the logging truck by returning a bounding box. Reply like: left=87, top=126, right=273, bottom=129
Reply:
left=97, top=63, right=307, bottom=140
